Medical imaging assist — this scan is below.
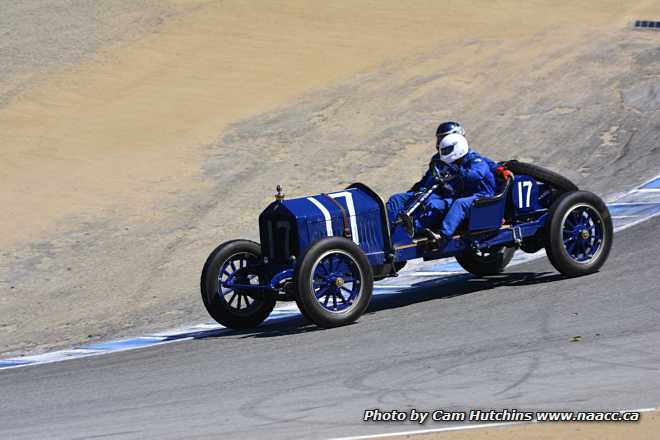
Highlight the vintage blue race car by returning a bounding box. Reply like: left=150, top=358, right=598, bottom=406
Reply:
left=201, top=161, right=613, bottom=329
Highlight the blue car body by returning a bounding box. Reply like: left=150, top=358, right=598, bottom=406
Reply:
left=245, top=173, right=551, bottom=296
left=203, top=160, right=611, bottom=329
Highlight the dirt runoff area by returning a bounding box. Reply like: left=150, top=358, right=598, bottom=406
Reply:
left=378, top=409, right=660, bottom=440
left=2, top=0, right=660, bottom=359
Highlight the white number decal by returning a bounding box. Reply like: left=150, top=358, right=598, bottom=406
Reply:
left=517, top=180, right=533, bottom=209
left=307, top=192, right=360, bottom=244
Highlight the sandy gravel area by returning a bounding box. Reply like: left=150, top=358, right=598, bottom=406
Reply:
left=1, top=0, right=659, bottom=360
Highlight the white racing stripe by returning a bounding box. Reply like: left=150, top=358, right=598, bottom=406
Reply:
left=330, top=191, right=360, bottom=244
left=307, top=196, right=334, bottom=237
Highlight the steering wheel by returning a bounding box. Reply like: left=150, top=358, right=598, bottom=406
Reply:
left=430, top=163, right=458, bottom=197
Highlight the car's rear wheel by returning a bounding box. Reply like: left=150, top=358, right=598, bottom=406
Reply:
left=545, top=191, right=613, bottom=276
left=456, top=245, right=516, bottom=276
left=201, top=240, right=276, bottom=329
left=295, top=237, right=373, bottom=328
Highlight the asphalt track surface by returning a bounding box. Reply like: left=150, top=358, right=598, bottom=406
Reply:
left=2, top=216, right=659, bottom=440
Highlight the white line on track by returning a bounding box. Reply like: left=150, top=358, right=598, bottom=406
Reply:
left=330, top=422, right=522, bottom=440
left=612, top=210, right=660, bottom=233
left=609, top=201, right=660, bottom=205
left=330, top=407, right=658, bottom=440
left=408, top=271, right=462, bottom=276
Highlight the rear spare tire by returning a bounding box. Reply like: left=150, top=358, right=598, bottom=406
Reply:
left=505, top=160, right=578, bottom=192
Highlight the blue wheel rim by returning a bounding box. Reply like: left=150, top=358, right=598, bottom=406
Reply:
left=217, top=252, right=260, bottom=313
left=561, top=204, right=605, bottom=263
left=309, top=250, right=363, bottom=313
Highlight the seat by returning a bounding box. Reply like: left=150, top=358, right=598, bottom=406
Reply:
left=466, top=176, right=512, bottom=232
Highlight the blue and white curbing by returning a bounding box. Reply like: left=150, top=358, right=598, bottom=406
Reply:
left=2, top=176, right=660, bottom=371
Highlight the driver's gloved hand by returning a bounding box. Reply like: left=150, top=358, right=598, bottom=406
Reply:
left=446, top=163, right=460, bottom=174
left=441, top=183, right=455, bottom=197
left=396, top=213, right=415, bottom=238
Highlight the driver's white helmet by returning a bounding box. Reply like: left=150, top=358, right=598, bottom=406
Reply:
left=438, top=133, right=469, bottom=164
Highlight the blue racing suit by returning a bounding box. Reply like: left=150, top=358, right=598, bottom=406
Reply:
left=387, top=150, right=497, bottom=237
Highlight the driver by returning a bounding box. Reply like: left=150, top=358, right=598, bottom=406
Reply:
left=386, top=121, right=497, bottom=243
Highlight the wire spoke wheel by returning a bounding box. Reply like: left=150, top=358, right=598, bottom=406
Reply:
left=545, top=191, right=613, bottom=276
left=201, top=240, right=276, bottom=329
left=217, top=252, right=261, bottom=314
left=310, top=250, right=363, bottom=313
left=560, top=204, right=604, bottom=263
left=295, top=237, right=373, bottom=328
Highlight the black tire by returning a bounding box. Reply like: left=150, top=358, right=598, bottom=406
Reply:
left=295, top=237, right=373, bottom=328
left=545, top=191, right=613, bottom=276
left=200, top=240, right=276, bottom=329
left=520, top=234, right=545, bottom=254
left=505, top=160, right=578, bottom=192
left=394, top=260, right=407, bottom=272
left=455, top=245, right=516, bottom=276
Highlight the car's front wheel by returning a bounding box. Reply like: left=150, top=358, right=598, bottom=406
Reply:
left=200, top=240, right=276, bottom=329
left=295, top=237, right=373, bottom=328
